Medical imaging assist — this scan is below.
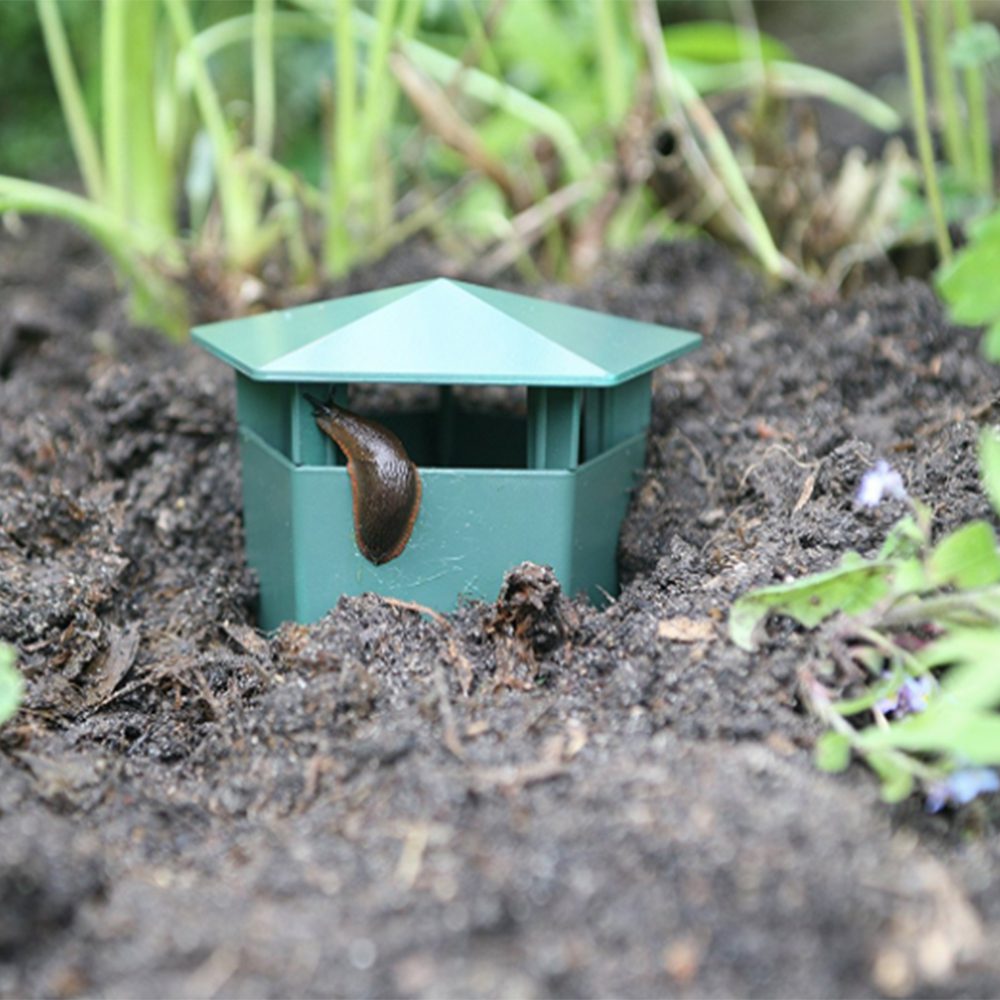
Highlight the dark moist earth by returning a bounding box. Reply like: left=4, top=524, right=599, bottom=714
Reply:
left=2, top=222, right=1000, bottom=1000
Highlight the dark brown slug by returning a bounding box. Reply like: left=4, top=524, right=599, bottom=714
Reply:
left=305, top=393, right=422, bottom=565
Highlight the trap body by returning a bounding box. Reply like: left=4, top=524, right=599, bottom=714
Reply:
left=194, top=279, right=700, bottom=628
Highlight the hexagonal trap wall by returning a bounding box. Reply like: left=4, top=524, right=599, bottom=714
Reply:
left=194, top=279, right=700, bottom=628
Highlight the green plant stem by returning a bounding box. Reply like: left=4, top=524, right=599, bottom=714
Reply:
left=357, top=0, right=402, bottom=241
left=853, top=625, right=925, bottom=675
left=35, top=0, right=105, bottom=201
left=165, top=0, right=256, bottom=267
left=926, top=0, right=971, bottom=185
left=953, top=0, right=993, bottom=195
left=271, top=193, right=316, bottom=285
left=454, top=0, right=501, bottom=83
left=680, top=59, right=900, bottom=132
left=124, top=2, right=174, bottom=235
left=242, top=148, right=326, bottom=211
left=730, top=0, right=765, bottom=86
left=882, top=587, right=1000, bottom=629
left=253, top=0, right=276, bottom=162
left=392, top=20, right=591, bottom=180
left=204, top=2, right=592, bottom=185
left=357, top=0, right=400, bottom=153
left=804, top=670, right=937, bottom=783
left=595, top=0, right=628, bottom=123
left=636, top=0, right=793, bottom=281
left=292, top=0, right=592, bottom=180
left=325, top=0, right=358, bottom=275
left=102, top=0, right=127, bottom=219
left=898, top=0, right=953, bottom=264
left=375, top=0, right=423, bottom=234
left=378, top=0, right=422, bottom=133
left=195, top=9, right=310, bottom=57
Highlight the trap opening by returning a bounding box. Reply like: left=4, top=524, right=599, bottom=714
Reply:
left=235, top=376, right=654, bottom=472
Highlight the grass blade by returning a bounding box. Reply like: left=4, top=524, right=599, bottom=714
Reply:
left=35, top=0, right=105, bottom=200
left=595, top=0, right=628, bottom=123
left=102, top=0, right=127, bottom=218
left=953, top=0, right=994, bottom=195
left=325, top=0, right=359, bottom=275
left=253, top=0, right=276, bottom=162
left=898, top=0, right=952, bottom=264
left=927, top=0, right=971, bottom=185
left=165, top=0, right=257, bottom=266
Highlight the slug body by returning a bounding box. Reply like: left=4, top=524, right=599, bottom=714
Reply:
left=305, top=394, right=422, bottom=565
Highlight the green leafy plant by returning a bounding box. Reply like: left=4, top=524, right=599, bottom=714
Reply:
left=913, top=1, right=1000, bottom=371
left=898, top=0, right=954, bottom=264
left=0, top=0, right=252, bottom=336
left=637, top=7, right=904, bottom=283
left=731, top=431, right=1000, bottom=809
left=937, top=207, right=1000, bottom=361
left=898, top=0, right=999, bottom=265
left=1, top=0, right=909, bottom=336
left=0, top=0, right=429, bottom=334
left=0, top=644, right=23, bottom=727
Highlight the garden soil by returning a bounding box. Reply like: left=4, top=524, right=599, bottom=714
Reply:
left=2, top=220, right=1000, bottom=999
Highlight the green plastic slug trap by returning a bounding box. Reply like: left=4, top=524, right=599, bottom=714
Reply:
left=193, top=279, right=700, bottom=628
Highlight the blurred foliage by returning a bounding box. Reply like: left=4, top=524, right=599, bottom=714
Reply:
left=0, top=1, right=79, bottom=176
left=938, top=207, right=1000, bottom=361
left=0, top=0, right=917, bottom=334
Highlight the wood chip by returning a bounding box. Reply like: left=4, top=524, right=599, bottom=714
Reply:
left=793, top=470, right=817, bottom=513
left=657, top=617, right=715, bottom=643
left=85, top=625, right=140, bottom=708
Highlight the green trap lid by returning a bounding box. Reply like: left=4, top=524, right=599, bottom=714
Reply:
left=193, top=278, right=701, bottom=387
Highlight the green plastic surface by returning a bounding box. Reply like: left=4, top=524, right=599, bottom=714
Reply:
left=241, top=425, right=646, bottom=628
left=193, top=279, right=702, bottom=626
left=193, top=278, right=701, bottom=386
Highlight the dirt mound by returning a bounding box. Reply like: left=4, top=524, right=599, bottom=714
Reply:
left=2, top=222, right=999, bottom=997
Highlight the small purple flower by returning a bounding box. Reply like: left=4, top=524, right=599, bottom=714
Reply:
left=925, top=767, right=1000, bottom=813
left=874, top=674, right=935, bottom=718
left=856, top=460, right=908, bottom=508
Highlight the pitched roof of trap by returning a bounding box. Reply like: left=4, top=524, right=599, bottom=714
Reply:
left=193, top=278, right=701, bottom=387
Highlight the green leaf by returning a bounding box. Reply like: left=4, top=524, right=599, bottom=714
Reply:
left=859, top=706, right=1000, bottom=765
left=969, top=205, right=1000, bottom=245
left=980, top=427, right=1000, bottom=518
left=495, top=0, right=586, bottom=94
left=932, top=628, right=1000, bottom=709
left=834, top=667, right=906, bottom=716
left=879, top=515, right=924, bottom=560
left=889, top=558, right=930, bottom=596
left=917, top=628, right=991, bottom=670
left=815, top=730, right=851, bottom=772
left=663, top=20, right=792, bottom=65
left=928, top=521, right=1000, bottom=588
left=0, top=644, right=23, bottom=726
left=936, top=208, right=1000, bottom=325
left=949, top=21, right=1000, bottom=70
left=729, top=555, right=894, bottom=651
left=868, top=751, right=915, bottom=802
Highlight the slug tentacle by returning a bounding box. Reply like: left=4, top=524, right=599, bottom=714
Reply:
left=305, top=393, right=422, bottom=565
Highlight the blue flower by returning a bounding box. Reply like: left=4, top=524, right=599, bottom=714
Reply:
left=874, top=674, right=934, bottom=718
left=925, top=767, right=1000, bottom=813
left=856, top=460, right=908, bottom=507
